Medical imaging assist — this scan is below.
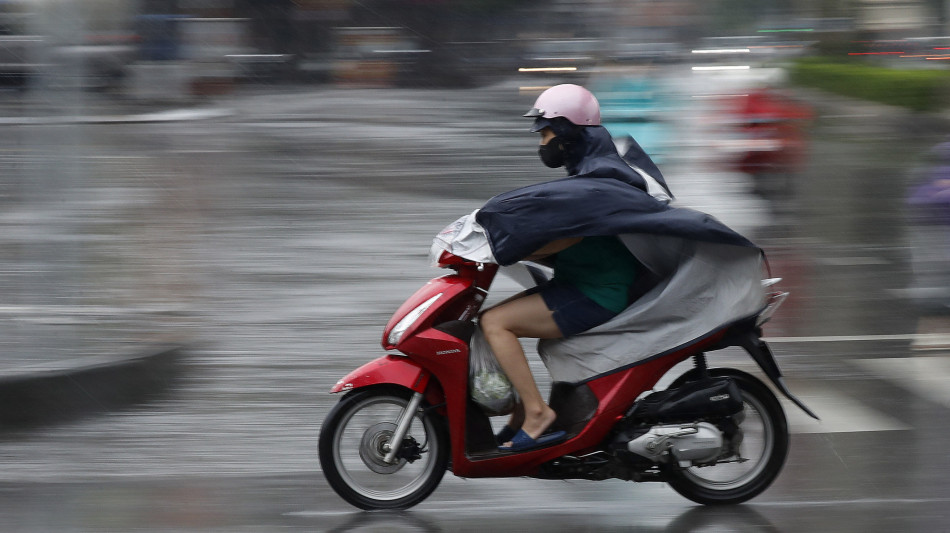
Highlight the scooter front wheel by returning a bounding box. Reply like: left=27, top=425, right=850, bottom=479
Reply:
left=318, top=386, right=449, bottom=510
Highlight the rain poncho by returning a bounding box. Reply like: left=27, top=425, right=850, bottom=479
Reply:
left=457, top=126, right=767, bottom=383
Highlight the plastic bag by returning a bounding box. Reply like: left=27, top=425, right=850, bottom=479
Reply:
left=469, top=326, right=516, bottom=416
left=430, top=210, right=496, bottom=266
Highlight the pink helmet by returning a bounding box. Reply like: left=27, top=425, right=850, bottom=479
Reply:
left=524, top=84, right=601, bottom=127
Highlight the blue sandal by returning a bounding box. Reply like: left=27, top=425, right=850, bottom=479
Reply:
left=498, top=429, right=567, bottom=452
left=495, top=425, right=518, bottom=445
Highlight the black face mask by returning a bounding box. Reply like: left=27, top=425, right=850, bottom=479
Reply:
left=538, top=137, right=567, bottom=168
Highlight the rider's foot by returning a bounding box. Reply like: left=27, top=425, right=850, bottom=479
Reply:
left=501, top=405, right=556, bottom=446
left=495, top=424, right=518, bottom=445
left=497, top=428, right=566, bottom=452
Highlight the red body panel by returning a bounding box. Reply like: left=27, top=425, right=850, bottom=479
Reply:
left=330, top=355, right=430, bottom=394
left=381, top=274, right=473, bottom=350
left=450, top=346, right=717, bottom=477
left=330, top=258, right=744, bottom=479
left=332, top=328, right=732, bottom=478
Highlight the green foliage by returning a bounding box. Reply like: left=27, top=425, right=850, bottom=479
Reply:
left=789, top=57, right=950, bottom=112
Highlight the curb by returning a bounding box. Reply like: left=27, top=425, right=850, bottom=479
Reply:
left=0, top=344, right=184, bottom=429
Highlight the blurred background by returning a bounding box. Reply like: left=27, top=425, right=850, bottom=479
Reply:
left=2, top=0, right=948, bottom=358
left=2, top=0, right=950, bottom=531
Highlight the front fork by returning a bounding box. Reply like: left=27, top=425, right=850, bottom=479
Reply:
left=383, top=391, right=425, bottom=464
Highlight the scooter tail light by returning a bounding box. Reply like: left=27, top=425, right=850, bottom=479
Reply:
left=386, top=293, right=444, bottom=346
left=756, top=291, right=789, bottom=326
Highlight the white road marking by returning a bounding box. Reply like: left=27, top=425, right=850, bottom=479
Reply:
left=758, top=497, right=950, bottom=507
left=658, top=360, right=909, bottom=434
left=766, top=334, right=916, bottom=343
left=766, top=333, right=950, bottom=349
left=779, top=380, right=910, bottom=433
left=852, top=356, right=950, bottom=410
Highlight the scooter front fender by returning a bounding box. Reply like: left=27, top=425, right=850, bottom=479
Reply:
left=330, top=354, right=431, bottom=394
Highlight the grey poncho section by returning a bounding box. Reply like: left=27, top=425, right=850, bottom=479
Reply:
left=537, top=234, right=766, bottom=384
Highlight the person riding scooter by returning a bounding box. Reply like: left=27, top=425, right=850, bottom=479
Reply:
left=319, top=88, right=810, bottom=511
left=480, top=84, right=676, bottom=452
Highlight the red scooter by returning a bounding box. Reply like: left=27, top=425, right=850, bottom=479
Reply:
left=318, top=231, right=817, bottom=510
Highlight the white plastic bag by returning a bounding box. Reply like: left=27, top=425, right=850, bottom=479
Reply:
left=469, top=326, right=516, bottom=416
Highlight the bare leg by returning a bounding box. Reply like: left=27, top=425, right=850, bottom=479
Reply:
left=480, top=292, right=563, bottom=442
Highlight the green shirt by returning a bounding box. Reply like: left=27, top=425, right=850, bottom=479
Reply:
left=553, top=236, right=642, bottom=313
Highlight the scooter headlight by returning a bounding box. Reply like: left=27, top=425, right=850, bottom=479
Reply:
left=387, top=293, right=443, bottom=346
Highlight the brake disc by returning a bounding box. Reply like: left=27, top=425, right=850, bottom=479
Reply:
left=359, top=422, right=406, bottom=474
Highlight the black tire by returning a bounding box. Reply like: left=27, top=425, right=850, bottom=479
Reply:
left=664, top=368, right=789, bottom=505
left=318, top=386, right=450, bottom=510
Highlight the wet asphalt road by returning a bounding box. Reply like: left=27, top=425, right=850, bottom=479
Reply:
left=1, top=73, right=949, bottom=531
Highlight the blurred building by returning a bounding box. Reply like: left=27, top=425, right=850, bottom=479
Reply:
left=5, top=0, right=950, bottom=94
left=854, top=0, right=939, bottom=35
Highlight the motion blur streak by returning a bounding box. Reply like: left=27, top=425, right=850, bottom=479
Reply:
left=0, top=0, right=949, bottom=530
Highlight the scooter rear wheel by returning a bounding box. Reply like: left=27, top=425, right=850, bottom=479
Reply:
left=318, top=386, right=449, bottom=510
left=664, top=368, right=789, bottom=505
